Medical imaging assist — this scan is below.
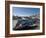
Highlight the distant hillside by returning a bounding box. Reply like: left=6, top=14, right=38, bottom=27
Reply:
left=13, top=14, right=40, bottom=20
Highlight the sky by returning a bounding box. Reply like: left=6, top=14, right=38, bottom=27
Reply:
left=12, top=7, right=40, bottom=16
